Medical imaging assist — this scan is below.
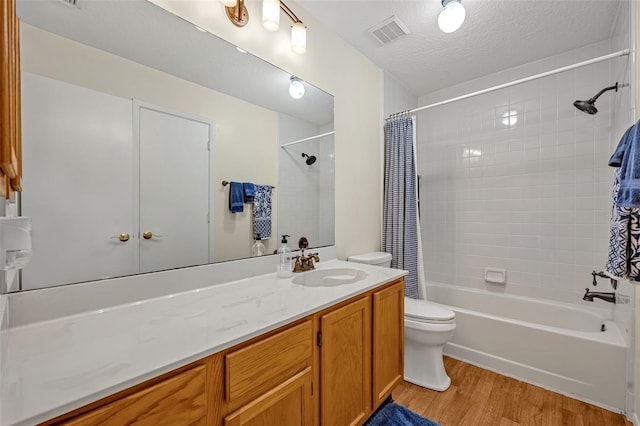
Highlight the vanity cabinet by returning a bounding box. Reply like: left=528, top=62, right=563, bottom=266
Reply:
left=319, top=296, right=371, bottom=426
left=45, top=278, right=404, bottom=426
left=372, top=281, right=404, bottom=407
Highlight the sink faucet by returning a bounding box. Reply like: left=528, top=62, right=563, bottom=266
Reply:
left=293, top=252, right=320, bottom=273
left=582, top=288, right=615, bottom=303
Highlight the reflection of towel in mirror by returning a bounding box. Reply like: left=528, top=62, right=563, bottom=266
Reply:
left=229, top=181, right=244, bottom=213
left=253, top=184, right=272, bottom=239
left=610, top=120, right=640, bottom=207
left=243, top=182, right=255, bottom=203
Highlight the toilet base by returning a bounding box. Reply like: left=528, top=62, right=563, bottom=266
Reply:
left=404, top=342, right=452, bottom=392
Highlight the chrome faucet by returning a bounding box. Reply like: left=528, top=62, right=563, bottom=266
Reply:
left=582, top=288, right=615, bottom=303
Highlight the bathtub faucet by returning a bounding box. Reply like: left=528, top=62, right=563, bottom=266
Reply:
left=582, top=288, right=615, bottom=303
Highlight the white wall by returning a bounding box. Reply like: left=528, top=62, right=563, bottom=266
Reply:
left=417, top=39, right=629, bottom=308
left=384, top=71, right=418, bottom=117
left=20, top=24, right=279, bottom=262
left=150, top=0, right=384, bottom=261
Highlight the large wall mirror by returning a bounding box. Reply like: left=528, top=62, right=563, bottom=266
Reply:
left=13, top=0, right=335, bottom=292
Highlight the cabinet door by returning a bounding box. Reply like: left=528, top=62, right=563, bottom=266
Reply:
left=224, top=367, right=313, bottom=426
left=62, top=365, right=206, bottom=426
left=372, top=280, right=404, bottom=408
left=319, top=296, right=371, bottom=426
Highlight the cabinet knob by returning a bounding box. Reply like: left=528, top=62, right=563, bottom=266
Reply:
left=111, top=233, right=130, bottom=242
left=143, top=231, right=163, bottom=240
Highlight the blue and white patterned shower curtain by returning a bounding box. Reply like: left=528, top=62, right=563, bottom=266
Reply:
left=383, top=114, right=418, bottom=298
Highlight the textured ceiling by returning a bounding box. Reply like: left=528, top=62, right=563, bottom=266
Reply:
left=297, top=0, right=624, bottom=96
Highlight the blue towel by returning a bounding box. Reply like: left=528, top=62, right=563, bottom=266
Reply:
left=610, top=121, right=640, bottom=207
left=229, top=181, right=244, bottom=213
left=253, top=184, right=272, bottom=239
left=243, top=182, right=255, bottom=203
left=365, top=401, right=440, bottom=426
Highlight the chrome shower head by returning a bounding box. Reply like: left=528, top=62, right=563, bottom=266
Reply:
left=302, top=153, right=316, bottom=165
left=574, top=82, right=618, bottom=115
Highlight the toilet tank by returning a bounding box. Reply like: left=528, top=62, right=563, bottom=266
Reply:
left=347, top=252, right=392, bottom=268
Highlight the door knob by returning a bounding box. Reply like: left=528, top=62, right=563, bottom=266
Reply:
left=111, top=233, right=130, bottom=242
left=143, top=231, right=163, bottom=239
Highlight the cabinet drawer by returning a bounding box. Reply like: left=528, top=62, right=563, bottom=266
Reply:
left=226, top=320, right=312, bottom=407
left=61, top=364, right=206, bottom=425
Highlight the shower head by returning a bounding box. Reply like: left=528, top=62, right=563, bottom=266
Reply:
left=302, top=153, right=316, bottom=165
left=573, top=82, right=619, bottom=115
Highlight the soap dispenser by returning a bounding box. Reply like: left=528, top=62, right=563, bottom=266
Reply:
left=277, top=234, right=293, bottom=278
left=251, top=234, right=266, bottom=257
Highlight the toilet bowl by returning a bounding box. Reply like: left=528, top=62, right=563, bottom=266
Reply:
left=347, top=251, right=456, bottom=392
left=404, top=297, right=455, bottom=391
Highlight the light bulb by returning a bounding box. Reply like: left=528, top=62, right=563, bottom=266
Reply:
left=438, top=0, right=465, bottom=33
left=220, top=0, right=237, bottom=7
left=291, top=22, right=306, bottom=55
left=263, top=0, right=280, bottom=32
left=289, top=77, right=305, bottom=99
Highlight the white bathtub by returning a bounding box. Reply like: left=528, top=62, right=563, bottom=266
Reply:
left=426, top=282, right=627, bottom=411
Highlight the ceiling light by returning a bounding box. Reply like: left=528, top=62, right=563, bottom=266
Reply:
left=291, top=22, right=306, bottom=55
left=263, top=0, right=280, bottom=32
left=289, top=77, right=305, bottom=99
left=220, top=0, right=237, bottom=6
left=438, top=0, right=466, bottom=33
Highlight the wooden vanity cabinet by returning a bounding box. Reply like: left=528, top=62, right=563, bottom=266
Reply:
left=45, top=278, right=404, bottom=426
left=319, top=296, right=371, bottom=426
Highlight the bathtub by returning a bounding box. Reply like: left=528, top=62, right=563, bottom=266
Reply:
left=426, top=282, right=627, bottom=411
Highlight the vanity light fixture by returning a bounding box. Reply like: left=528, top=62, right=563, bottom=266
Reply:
left=223, top=0, right=307, bottom=54
left=438, top=0, right=466, bottom=33
left=289, top=76, right=305, bottom=99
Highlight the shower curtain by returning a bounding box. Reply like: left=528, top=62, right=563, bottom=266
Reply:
left=383, top=114, right=418, bottom=298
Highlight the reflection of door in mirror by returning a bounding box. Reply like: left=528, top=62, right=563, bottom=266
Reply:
left=137, top=103, right=212, bottom=274
left=20, top=74, right=213, bottom=290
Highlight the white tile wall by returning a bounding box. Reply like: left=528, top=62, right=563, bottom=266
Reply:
left=417, top=36, right=632, bottom=307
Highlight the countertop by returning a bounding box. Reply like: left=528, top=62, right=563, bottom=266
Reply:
left=0, top=260, right=406, bottom=426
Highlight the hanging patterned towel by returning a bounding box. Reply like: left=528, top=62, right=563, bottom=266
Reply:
left=606, top=164, right=640, bottom=281
left=253, top=184, right=272, bottom=240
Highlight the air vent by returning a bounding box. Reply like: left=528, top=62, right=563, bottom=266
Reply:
left=368, top=16, right=410, bottom=46
left=58, top=0, right=83, bottom=8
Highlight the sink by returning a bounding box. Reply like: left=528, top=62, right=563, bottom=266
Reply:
left=292, top=268, right=368, bottom=287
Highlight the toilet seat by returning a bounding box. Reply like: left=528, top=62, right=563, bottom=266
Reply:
left=404, top=297, right=455, bottom=324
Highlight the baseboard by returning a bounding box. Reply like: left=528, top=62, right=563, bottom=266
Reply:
left=631, top=412, right=639, bottom=426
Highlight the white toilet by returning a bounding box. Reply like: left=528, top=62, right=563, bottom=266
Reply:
left=347, top=252, right=456, bottom=392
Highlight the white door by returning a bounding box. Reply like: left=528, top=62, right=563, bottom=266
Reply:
left=20, top=73, right=136, bottom=290
left=137, top=104, right=211, bottom=274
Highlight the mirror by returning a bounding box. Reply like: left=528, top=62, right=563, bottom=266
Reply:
left=14, top=0, right=335, bottom=291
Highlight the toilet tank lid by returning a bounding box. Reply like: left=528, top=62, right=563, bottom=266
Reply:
left=404, top=298, right=455, bottom=322
left=347, top=252, right=392, bottom=264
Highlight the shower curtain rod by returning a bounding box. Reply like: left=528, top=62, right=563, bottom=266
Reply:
left=390, top=49, right=630, bottom=118
left=280, top=131, right=335, bottom=148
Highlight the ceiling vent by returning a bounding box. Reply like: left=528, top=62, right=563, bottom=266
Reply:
left=58, top=0, right=83, bottom=8
left=368, top=16, right=411, bottom=46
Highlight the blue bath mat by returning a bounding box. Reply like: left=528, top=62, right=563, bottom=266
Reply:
left=365, top=401, right=441, bottom=426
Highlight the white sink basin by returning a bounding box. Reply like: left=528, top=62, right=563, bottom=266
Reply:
left=292, top=268, right=368, bottom=287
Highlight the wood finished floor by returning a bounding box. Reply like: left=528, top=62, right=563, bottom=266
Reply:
left=392, top=357, right=631, bottom=426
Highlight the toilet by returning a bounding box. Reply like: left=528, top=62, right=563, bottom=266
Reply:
left=347, top=252, right=456, bottom=391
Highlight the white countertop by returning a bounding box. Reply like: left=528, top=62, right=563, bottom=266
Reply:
left=0, top=260, right=405, bottom=426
